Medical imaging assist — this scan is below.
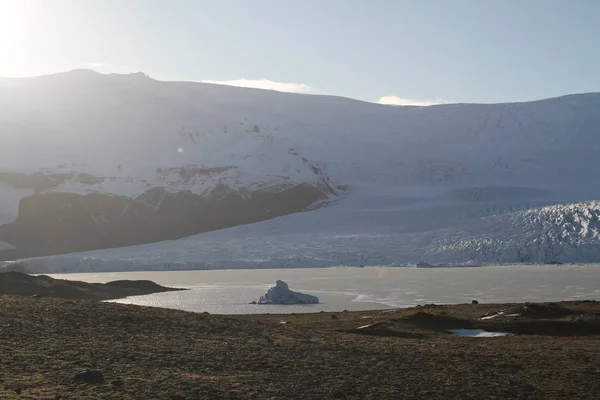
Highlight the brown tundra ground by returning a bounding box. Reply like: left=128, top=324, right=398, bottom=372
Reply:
left=1, top=295, right=599, bottom=399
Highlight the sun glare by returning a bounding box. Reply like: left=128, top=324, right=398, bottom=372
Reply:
left=0, top=0, right=31, bottom=75
left=0, top=1, right=26, bottom=47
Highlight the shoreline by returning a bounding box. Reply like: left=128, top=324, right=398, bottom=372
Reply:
left=3, top=261, right=598, bottom=275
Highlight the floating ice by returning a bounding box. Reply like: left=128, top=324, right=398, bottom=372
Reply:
left=257, top=280, right=319, bottom=304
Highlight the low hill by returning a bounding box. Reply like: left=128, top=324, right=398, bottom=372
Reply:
left=0, top=271, right=183, bottom=300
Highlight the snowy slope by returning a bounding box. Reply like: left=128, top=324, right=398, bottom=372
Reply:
left=0, top=184, right=33, bottom=225
left=2, top=70, right=600, bottom=270
left=0, top=70, right=338, bottom=203
left=2, top=70, right=600, bottom=199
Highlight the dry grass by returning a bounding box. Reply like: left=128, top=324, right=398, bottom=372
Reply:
left=1, top=296, right=599, bottom=399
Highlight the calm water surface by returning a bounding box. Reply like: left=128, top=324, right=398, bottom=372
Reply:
left=50, top=265, right=600, bottom=314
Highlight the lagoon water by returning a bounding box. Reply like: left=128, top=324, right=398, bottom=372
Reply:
left=50, top=265, right=600, bottom=314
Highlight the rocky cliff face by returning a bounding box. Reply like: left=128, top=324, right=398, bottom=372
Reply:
left=0, top=183, right=326, bottom=258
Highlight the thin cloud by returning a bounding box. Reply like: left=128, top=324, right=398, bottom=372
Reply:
left=377, top=95, right=448, bottom=106
left=86, top=63, right=134, bottom=73
left=202, top=78, right=313, bottom=93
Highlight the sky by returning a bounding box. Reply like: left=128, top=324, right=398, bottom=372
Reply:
left=1, top=0, right=599, bottom=105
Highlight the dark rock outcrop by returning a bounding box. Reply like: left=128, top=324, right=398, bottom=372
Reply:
left=0, top=183, right=325, bottom=258
left=73, top=370, right=104, bottom=384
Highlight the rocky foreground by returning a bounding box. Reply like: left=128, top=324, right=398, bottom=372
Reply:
left=0, top=272, right=183, bottom=300
left=0, top=296, right=599, bottom=399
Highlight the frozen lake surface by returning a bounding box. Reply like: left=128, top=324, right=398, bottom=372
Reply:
left=50, top=265, right=600, bottom=314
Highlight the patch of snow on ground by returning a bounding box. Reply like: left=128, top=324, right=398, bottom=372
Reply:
left=479, top=312, right=505, bottom=320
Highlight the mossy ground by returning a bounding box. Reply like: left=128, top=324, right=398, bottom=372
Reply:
left=1, top=296, right=599, bottom=399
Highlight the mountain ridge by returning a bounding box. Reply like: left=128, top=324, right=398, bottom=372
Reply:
left=1, top=71, right=600, bottom=267
left=5, top=68, right=599, bottom=105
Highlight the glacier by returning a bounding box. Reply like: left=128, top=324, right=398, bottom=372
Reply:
left=1, top=70, right=600, bottom=272
left=10, top=196, right=600, bottom=273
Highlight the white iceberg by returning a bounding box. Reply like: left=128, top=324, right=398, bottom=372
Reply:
left=257, top=280, right=319, bottom=304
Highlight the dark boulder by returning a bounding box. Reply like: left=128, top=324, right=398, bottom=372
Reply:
left=73, top=370, right=104, bottom=384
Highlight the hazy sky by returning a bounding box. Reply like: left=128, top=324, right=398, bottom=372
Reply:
left=1, top=0, right=599, bottom=104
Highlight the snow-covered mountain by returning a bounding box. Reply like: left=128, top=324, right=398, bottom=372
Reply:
left=1, top=70, right=600, bottom=271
